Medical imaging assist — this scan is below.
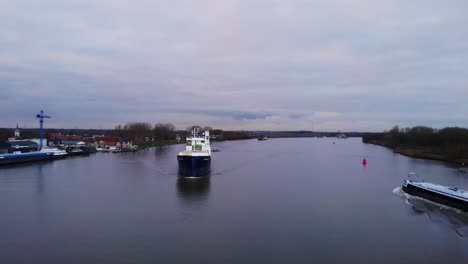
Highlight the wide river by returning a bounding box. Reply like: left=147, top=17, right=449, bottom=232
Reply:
left=1, top=138, right=468, bottom=263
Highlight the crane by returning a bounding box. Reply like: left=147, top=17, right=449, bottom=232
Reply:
left=36, top=110, right=51, bottom=150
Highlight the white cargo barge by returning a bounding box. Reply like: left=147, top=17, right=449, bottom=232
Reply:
left=402, top=180, right=468, bottom=212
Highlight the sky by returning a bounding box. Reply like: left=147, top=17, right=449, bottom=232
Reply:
left=1, top=0, right=467, bottom=131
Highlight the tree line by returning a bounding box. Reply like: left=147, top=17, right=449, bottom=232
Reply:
left=112, top=123, right=251, bottom=142
left=363, top=125, right=468, bottom=162
left=0, top=128, right=40, bottom=141
left=114, top=123, right=176, bottom=141
left=0, top=124, right=253, bottom=143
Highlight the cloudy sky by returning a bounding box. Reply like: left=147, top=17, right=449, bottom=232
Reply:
left=1, top=0, right=467, bottom=131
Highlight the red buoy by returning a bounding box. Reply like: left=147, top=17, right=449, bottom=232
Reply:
left=362, top=159, right=367, bottom=166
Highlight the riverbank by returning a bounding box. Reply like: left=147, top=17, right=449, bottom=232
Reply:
left=136, top=137, right=253, bottom=149
left=363, top=139, right=468, bottom=165
left=137, top=140, right=182, bottom=148
left=362, top=126, right=468, bottom=166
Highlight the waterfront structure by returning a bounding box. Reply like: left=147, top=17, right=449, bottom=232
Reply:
left=177, top=129, right=211, bottom=177
left=49, top=134, right=82, bottom=146
left=0, top=140, right=39, bottom=154
left=7, top=124, right=22, bottom=141
left=36, top=110, right=51, bottom=150
left=14, top=124, right=20, bottom=139
left=0, top=111, right=72, bottom=165
left=101, top=137, right=119, bottom=147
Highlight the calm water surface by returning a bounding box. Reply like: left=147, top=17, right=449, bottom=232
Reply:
left=1, top=138, right=468, bottom=263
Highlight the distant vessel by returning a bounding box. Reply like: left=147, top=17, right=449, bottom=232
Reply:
left=337, top=134, right=348, bottom=139
left=0, top=151, right=54, bottom=165
left=257, top=136, right=268, bottom=141
left=177, top=129, right=211, bottom=177
left=66, top=146, right=85, bottom=156
left=210, top=147, right=220, bottom=152
left=402, top=180, right=468, bottom=212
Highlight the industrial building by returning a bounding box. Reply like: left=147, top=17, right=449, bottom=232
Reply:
left=0, top=140, right=39, bottom=154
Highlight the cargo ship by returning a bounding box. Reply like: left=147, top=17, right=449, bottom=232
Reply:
left=402, top=180, right=468, bottom=212
left=177, top=129, right=211, bottom=177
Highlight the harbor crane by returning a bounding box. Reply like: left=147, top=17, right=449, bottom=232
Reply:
left=36, top=110, right=51, bottom=150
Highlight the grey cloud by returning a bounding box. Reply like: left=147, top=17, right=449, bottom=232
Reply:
left=173, top=109, right=274, bottom=121
left=289, top=114, right=307, bottom=119
left=230, top=111, right=273, bottom=120
left=1, top=0, right=467, bottom=131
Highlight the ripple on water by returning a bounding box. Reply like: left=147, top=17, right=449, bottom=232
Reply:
left=394, top=186, right=468, bottom=237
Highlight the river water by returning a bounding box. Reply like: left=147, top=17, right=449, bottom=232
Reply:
left=1, top=138, right=467, bottom=263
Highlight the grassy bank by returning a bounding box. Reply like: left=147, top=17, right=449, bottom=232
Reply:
left=362, top=126, right=468, bottom=165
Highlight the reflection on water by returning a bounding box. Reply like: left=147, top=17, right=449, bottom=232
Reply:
left=36, top=164, right=44, bottom=194
left=154, top=145, right=171, bottom=156
left=409, top=198, right=468, bottom=237
left=176, top=177, right=211, bottom=224
left=176, top=177, right=210, bottom=201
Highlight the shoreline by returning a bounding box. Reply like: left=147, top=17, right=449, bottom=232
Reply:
left=363, top=139, right=468, bottom=165
left=137, top=137, right=255, bottom=149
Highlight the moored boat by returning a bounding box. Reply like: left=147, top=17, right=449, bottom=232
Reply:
left=64, top=145, right=96, bottom=156
left=81, top=146, right=97, bottom=153
left=40, top=147, right=68, bottom=159
left=257, top=136, right=268, bottom=141
left=112, top=147, right=121, bottom=153
left=177, top=129, right=211, bottom=177
left=99, top=146, right=118, bottom=153
left=66, top=146, right=85, bottom=156
left=402, top=180, right=468, bottom=212
left=0, top=151, right=54, bottom=165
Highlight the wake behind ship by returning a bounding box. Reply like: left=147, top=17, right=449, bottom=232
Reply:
left=177, top=129, right=211, bottom=177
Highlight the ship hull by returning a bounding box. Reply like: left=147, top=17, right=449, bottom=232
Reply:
left=51, top=153, right=68, bottom=159
left=402, top=182, right=468, bottom=212
left=177, top=155, right=211, bottom=177
left=0, top=152, right=53, bottom=165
